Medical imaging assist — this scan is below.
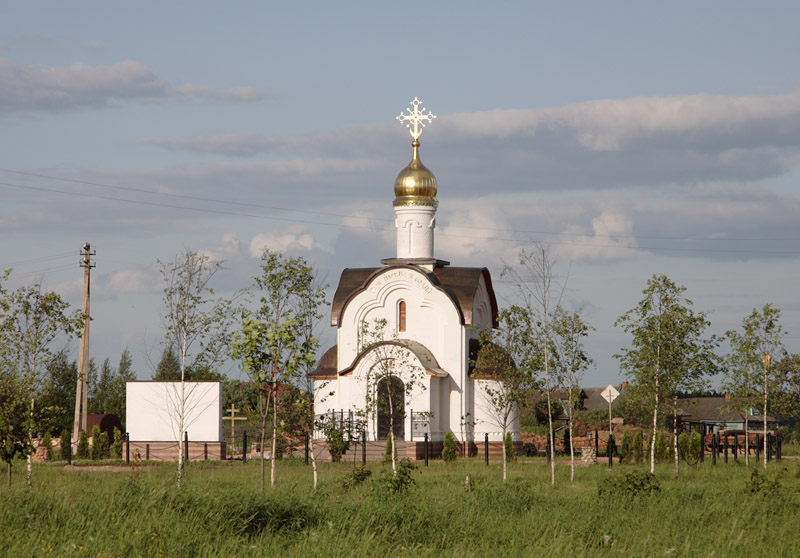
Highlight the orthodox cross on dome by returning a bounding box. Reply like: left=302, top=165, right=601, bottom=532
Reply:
left=396, top=97, right=436, bottom=140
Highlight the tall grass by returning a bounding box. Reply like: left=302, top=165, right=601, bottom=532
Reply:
left=2, top=457, right=799, bottom=556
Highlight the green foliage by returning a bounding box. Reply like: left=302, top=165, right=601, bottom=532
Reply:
left=441, top=431, right=457, bottom=462
left=40, top=432, right=52, bottom=461
left=678, top=432, right=690, bottom=461
left=747, top=467, right=781, bottom=494
left=381, top=458, right=416, bottom=494
left=0, top=372, right=31, bottom=478
left=383, top=433, right=396, bottom=464
left=632, top=430, right=644, bottom=464
left=620, top=431, right=633, bottom=463
left=317, top=416, right=349, bottom=463
left=231, top=250, right=325, bottom=489
left=689, top=431, right=702, bottom=461
left=91, top=425, right=109, bottom=460
left=342, top=466, right=372, bottom=491
left=3, top=462, right=800, bottom=555
left=76, top=429, right=90, bottom=460
left=58, top=428, right=71, bottom=461
left=650, top=431, right=670, bottom=461
left=598, top=471, right=661, bottom=498
left=112, top=427, right=123, bottom=459
left=504, top=432, right=516, bottom=463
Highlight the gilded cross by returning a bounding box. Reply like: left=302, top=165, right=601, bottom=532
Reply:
left=396, top=97, right=436, bottom=140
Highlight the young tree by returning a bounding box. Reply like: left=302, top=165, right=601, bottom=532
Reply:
left=725, top=304, right=785, bottom=470
left=472, top=306, right=537, bottom=482
left=232, top=250, right=324, bottom=490
left=356, top=318, right=429, bottom=477
left=0, top=372, right=30, bottom=489
left=550, top=306, right=593, bottom=482
left=159, top=249, right=231, bottom=489
left=502, top=245, right=565, bottom=485
left=615, top=274, right=719, bottom=476
left=0, top=271, right=80, bottom=488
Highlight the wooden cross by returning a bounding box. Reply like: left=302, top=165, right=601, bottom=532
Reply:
left=224, top=405, right=248, bottom=442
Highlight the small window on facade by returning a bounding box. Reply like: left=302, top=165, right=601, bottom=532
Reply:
left=398, top=300, right=407, bottom=332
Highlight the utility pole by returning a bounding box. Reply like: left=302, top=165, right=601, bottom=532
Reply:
left=72, top=243, right=95, bottom=446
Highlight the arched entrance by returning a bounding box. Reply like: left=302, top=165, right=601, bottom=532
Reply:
left=377, top=375, right=405, bottom=440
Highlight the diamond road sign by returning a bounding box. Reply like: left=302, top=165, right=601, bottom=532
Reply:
left=600, top=384, right=620, bottom=403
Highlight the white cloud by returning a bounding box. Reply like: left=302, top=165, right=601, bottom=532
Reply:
left=0, top=58, right=269, bottom=116
left=107, top=267, right=160, bottom=294
left=249, top=227, right=324, bottom=256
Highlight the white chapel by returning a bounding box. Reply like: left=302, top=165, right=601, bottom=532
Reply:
left=310, top=98, right=518, bottom=457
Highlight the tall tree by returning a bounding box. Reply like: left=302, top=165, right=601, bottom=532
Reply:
left=90, top=348, right=136, bottom=426
left=725, top=304, right=785, bottom=470
left=232, top=250, right=325, bottom=490
left=615, top=274, right=719, bottom=476
left=502, top=245, right=565, bottom=485
left=37, top=349, right=78, bottom=436
left=0, top=271, right=80, bottom=488
left=550, top=306, right=593, bottom=482
left=159, top=249, right=231, bottom=489
left=471, top=305, right=538, bottom=482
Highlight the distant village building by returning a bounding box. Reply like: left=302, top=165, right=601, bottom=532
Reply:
left=310, top=99, right=513, bottom=458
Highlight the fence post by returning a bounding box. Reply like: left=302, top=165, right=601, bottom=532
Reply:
left=724, top=434, right=728, bottom=464
left=547, top=433, right=552, bottom=463
left=756, top=435, right=761, bottom=463
left=204, top=442, right=208, bottom=461
left=767, top=433, right=772, bottom=463
left=410, top=409, right=413, bottom=441
left=305, top=432, right=309, bottom=465
left=485, top=433, right=489, bottom=465
left=242, top=431, right=247, bottom=463
left=777, top=433, right=782, bottom=461
left=67, top=432, right=72, bottom=465
left=184, top=432, right=189, bottom=462
left=711, top=432, right=716, bottom=465
left=424, top=433, right=429, bottom=466
left=594, top=430, right=598, bottom=455
left=608, top=434, right=614, bottom=469
left=125, top=432, right=129, bottom=464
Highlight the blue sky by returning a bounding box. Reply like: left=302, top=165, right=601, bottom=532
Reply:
left=2, top=1, right=800, bottom=385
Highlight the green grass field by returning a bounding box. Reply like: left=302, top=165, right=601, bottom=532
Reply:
left=2, top=456, right=799, bottom=557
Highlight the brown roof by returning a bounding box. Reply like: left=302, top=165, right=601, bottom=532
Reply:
left=676, top=397, right=778, bottom=424
left=330, top=264, right=498, bottom=328
left=309, top=345, right=338, bottom=378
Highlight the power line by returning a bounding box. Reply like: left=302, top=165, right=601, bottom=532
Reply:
left=3, top=177, right=800, bottom=256
left=3, top=167, right=798, bottom=243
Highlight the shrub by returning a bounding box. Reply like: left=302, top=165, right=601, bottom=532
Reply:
left=342, top=466, right=372, bottom=490
left=442, top=432, right=456, bottom=462
left=91, top=425, right=110, bottom=460
left=632, top=430, right=644, bottom=464
left=40, top=432, right=52, bottom=461
left=599, top=471, right=661, bottom=498
left=689, top=431, right=703, bottom=461
left=747, top=468, right=781, bottom=494
left=318, top=416, right=349, bottom=463
left=620, top=431, right=633, bottom=463
left=504, top=432, right=516, bottom=462
left=678, top=432, right=690, bottom=461
left=76, top=429, right=90, bottom=460
left=654, top=431, right=669, bottom=461
left=58, top=428, right=71, bottom=461
left=112, top=427, right=123, bottom=459
left=383, top=433, right=396, bottom=464
left=382, top=458, right=416, bottom=494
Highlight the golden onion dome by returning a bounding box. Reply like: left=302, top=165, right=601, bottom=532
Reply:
left=393, top=139, right=438, bottom=207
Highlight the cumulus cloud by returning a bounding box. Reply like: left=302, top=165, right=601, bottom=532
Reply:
left=249, top=227, right=324, bottom=256
left=0, top=58, right=268, bottom=116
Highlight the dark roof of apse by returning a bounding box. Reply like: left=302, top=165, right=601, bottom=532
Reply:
left=329, top=264, right=498, bottom=328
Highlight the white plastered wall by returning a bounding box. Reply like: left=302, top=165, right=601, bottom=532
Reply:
left=126, top=381, right=223, bottom=442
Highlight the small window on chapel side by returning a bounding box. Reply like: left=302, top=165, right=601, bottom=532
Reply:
left=398, top=301, right=407, bottom=332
